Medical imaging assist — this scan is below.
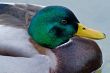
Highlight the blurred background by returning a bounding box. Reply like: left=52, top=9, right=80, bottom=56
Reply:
left=0, top=0, right=109, bottom=72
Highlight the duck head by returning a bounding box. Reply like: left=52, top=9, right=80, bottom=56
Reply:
left=28, top=6, right=106, bottom=49
left=28, top=6, right=105, bottom=73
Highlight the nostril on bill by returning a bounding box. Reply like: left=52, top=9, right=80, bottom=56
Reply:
left=103, top=33, right=106, bottom=38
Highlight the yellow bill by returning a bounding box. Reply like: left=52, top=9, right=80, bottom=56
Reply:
left=75, top=23, right=106, bottom=40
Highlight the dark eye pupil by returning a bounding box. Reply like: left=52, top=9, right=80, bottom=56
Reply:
left=82, top=27, right=86, bottom=30
left=61, top=20, right=67, bottom=24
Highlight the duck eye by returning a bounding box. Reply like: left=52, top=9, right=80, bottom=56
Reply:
left=61, top=19, right=68, bottom=24
left=82, top=27, right=86, bottom=30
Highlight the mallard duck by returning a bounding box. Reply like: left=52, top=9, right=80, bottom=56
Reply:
left=0, top=3, right=106, bottom=73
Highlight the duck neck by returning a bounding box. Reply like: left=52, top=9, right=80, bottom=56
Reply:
left=51, top=40, right=76, bottom=73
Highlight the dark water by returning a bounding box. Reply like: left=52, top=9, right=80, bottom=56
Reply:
left=0, top=0, right=110, bottom=73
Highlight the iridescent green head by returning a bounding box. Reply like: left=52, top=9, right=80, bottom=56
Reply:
left=28, top=6, right=79, bottom=49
